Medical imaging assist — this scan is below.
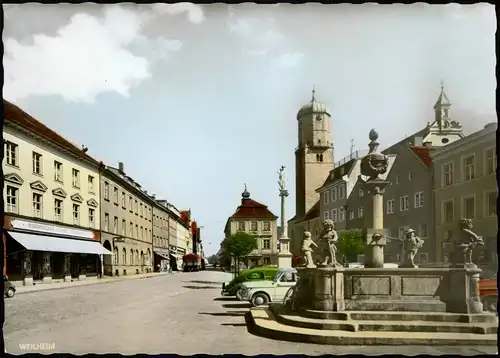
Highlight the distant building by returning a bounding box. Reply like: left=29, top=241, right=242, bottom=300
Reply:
left=100, top=162, right=155, bottom=276
left=153, top=200, right=170, bottom=271
left=224, top=186, right=278, bottom=267
left=431, top=122, right=497, bottom=267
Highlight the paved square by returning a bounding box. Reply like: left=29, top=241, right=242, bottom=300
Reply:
left=4, top=271, right=496, bottom=355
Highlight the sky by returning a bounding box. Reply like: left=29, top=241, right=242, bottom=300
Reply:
left=3, top=3, right=497, bottom=256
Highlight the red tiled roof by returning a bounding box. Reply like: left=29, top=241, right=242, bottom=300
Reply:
left=231, top=198, right=277, bottom=219
left=410, top=146, right=432, bottom=167
left=3, top=100, right=99, bottom=164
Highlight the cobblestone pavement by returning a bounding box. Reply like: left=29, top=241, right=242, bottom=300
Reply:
left=4, top=271, right=497, bottom=355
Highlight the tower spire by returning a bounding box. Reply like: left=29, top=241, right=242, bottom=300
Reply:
left=311, top=85, right=316, bottom=101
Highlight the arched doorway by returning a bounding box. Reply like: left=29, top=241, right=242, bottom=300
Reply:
left=103, top=240, right=113, bottom=276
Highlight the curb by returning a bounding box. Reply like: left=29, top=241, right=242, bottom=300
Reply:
left=15, top=273, right=171, bottom=296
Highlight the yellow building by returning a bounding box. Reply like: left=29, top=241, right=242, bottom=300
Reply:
left=224, top=186, right=278, bottom=268
left=3, top=100, right=111, bottom=286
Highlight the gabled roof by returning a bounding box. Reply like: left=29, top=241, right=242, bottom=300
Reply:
left=299, top=200, right=320, bottom=222
left=410, top=146, right=432, bottom=168
left=230, top=198, right=277, bottom=219
left=318, top=158, right=357, bottom=190
left=3, top=100, right=100, bottom=165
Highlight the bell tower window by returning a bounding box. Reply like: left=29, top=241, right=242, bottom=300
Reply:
left=316, top=154, right=324, bottom=162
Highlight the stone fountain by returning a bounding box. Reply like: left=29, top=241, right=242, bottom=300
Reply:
left=246, top=129, right=497, bottom=346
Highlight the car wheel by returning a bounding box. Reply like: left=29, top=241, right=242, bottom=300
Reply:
left=6, top=288, right=15, bottom=298
left=251, top=292, right=270, bottom=307
left=236, top=287, right=245, bottom=301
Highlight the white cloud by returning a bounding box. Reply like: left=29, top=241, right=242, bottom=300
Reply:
left=3, top=4, right=204, bottom=104
left=226, top=7, right=304, bottom=70
left=150, top=3, right=205, bottom=24
left=272, top=52, right=305, bottom=70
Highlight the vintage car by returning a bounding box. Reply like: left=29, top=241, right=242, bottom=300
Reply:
left=4, top=277, right=16, bottom=298
left=238, top=267, right=298, bottom=307
left=221, top=266, right=278, bottom=299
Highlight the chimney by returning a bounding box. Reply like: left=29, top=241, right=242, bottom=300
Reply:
left=81, top=145, right=88, bottom=153
left=118, top=162, right=124, bottom=173
left=144, top=190, right=148, bottom=195
left=151, top=194, right=156, bottom=199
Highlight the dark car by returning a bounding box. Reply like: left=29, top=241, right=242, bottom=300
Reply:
left=4, top=277, right=16, bottom=298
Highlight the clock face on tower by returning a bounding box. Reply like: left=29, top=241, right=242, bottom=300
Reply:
left=316, top=114, right=323, bottom=121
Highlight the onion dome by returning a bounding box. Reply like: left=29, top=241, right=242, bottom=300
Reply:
left=242, top=184, right=250, bottom=199
left=297, top=87, right=331, bottom=120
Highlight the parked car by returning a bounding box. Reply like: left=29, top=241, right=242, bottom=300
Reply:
left=4, top=277, right=16, bottom=298
left=221, top=266, right=279, bottom=299
left=239, top=267, right=298, bottom=307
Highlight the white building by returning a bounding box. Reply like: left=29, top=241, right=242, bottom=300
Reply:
left=3, top=100, right=112, bottom=286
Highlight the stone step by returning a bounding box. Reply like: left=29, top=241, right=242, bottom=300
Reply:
left=247, top=308, right=498, bottom=346
left=277, top=313, right=498, bottom=334
left=299, top=308, right=498, bottom=324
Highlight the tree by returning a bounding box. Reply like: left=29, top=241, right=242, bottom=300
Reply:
left=222, top=232, right=258, bottom=276
left=337, top=229, right=366, bottom=262
left=207, top=254, right=218, bottom=264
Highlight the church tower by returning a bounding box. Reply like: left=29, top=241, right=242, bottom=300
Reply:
left=295, top=88, right=334, bottom=218
left=424, top=82, right=464, bottom=146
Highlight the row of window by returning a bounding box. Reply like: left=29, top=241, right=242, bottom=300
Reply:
left=153, top=236, right=168, bottom=248
left=5, top=142, right=96, bottom=193
left=103, top=181, right=152, bottom=221
left=6, top=185, right=95, bottom=227
left=442, top=191, right=497, bottom=223
left=103, top=213, right=152, bottom=241
left=237, top=221, right=272, bottom=232
left=442, top=149, right=496, bottom=187
left=323, top=184, right=346, bottom=204
left=386, top=192, right=425, bottom=214
left=113, top=247, right=149, bottom=266
left=153, top=214, right=168, bottom=229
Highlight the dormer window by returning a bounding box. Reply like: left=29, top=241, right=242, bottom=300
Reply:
left=443, top=108, right=448, bottom=117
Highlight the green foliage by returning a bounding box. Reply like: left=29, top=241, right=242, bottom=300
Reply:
left=337, top=229, right=366, bottom=261
left=207, top=254, right=218, bottom=264
left=222, top=232, right=258, bottom=258
left=222, top=232, right=258, bottom=276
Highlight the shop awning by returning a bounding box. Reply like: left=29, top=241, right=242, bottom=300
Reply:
left=153, top=251, right=169, bottom=260
left=9, top=232, right=113, bottom=255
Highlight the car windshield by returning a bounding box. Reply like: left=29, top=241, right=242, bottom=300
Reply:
left=272, top=272, right=282, bottom=282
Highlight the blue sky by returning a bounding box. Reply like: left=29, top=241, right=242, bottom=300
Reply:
left=3, top=4, right=496, bottom=255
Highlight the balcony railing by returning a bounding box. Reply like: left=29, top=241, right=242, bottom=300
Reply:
left=334, top=150, right=368, bottom=167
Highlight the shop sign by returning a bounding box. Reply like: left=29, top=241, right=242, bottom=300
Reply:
left=124, top=239, right=139, bottom=246
left=11, top=219, right=93, bottom=239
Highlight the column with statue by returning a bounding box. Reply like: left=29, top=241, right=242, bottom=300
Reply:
left=277, top=166, right=293, bottom=268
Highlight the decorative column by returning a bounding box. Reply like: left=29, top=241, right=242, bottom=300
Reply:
left=360, top=129, right=390, bottom=268
left=277, top=166, right=292, bottom=268
left=22, top=251, right=34, bottom=286
left=64, top=254, right=72, bottom=282
left=42, top=252, right=53, bottom=284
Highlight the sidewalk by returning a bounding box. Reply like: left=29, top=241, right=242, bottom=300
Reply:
left=14, top=271, right=179, bottom=295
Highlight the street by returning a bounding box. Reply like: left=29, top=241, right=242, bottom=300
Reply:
left=4, top=271, right=497, bottom=355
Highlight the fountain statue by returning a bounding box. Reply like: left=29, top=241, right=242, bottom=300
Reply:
left=300, top=231, right=318, bottom=268
left=318, top=219, right=341, bottom=267
left=399, top=228, right=424, bottom=268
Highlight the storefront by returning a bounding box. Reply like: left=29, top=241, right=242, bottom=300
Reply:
left=153, top=248, right=169, bottom=272
left=4, top=218, right=113, bottom=286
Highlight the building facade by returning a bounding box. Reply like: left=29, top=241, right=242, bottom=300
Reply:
left=224, top=186, right=279, bottom=268
left=431, top=122, right=497, bottom=267
left=100, top=162, right=154, bottom=276
left=152, top=200, right=170, bottom=271
left=3, top=100, right=111, bottom=286
left=289, top=90, right=335, bottom=258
